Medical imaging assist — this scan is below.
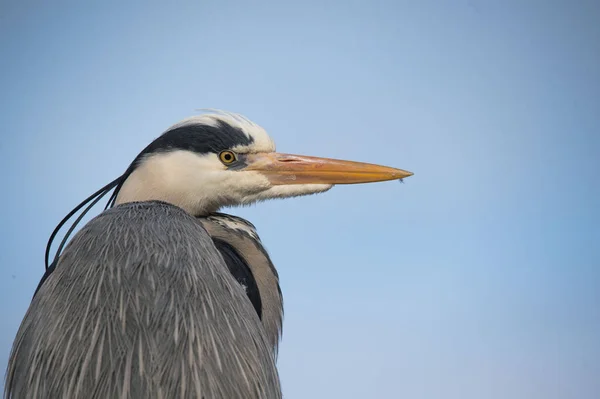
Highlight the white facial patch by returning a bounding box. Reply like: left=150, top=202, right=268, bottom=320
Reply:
left=116, top=150, right=272, bottom=215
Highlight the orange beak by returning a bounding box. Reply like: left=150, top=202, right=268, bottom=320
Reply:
left=245, top=152, right=413, bottom=185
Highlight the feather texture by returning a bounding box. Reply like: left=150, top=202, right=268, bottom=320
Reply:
left=5, top=201, right=281, bottom=399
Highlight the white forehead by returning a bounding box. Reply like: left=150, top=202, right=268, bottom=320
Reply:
left=169, top=110, right=276, bottom=153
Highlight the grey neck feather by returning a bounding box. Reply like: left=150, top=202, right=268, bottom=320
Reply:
left=198, top=214, right=284, bottom=355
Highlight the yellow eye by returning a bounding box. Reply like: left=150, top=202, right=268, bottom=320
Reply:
left=219, top=150, right=237, bottom=164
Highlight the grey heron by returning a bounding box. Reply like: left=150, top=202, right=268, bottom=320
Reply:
left=5, top=111, right=413, bottom=398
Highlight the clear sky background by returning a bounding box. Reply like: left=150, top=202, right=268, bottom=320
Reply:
left=1, top=1, right=599, bottom=398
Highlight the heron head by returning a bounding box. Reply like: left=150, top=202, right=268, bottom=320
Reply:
left=115, top=111, right=413, bottom=216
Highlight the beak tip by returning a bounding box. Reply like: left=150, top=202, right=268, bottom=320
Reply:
left=396, top=170, right=414, bottom=179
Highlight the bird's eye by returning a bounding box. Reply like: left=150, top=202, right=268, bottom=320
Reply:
left=219, top=150, right=237, bottom=164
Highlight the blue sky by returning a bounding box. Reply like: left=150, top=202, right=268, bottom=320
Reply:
left=1, top=1, right=599, bottom=398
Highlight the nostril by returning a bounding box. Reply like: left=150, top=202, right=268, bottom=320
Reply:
left=278, top=158, right=300, bottom=163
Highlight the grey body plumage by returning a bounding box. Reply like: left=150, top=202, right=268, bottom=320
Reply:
left=7, top=202, right=281, bottom=398
left=5, top=111, right=412, bottom=398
